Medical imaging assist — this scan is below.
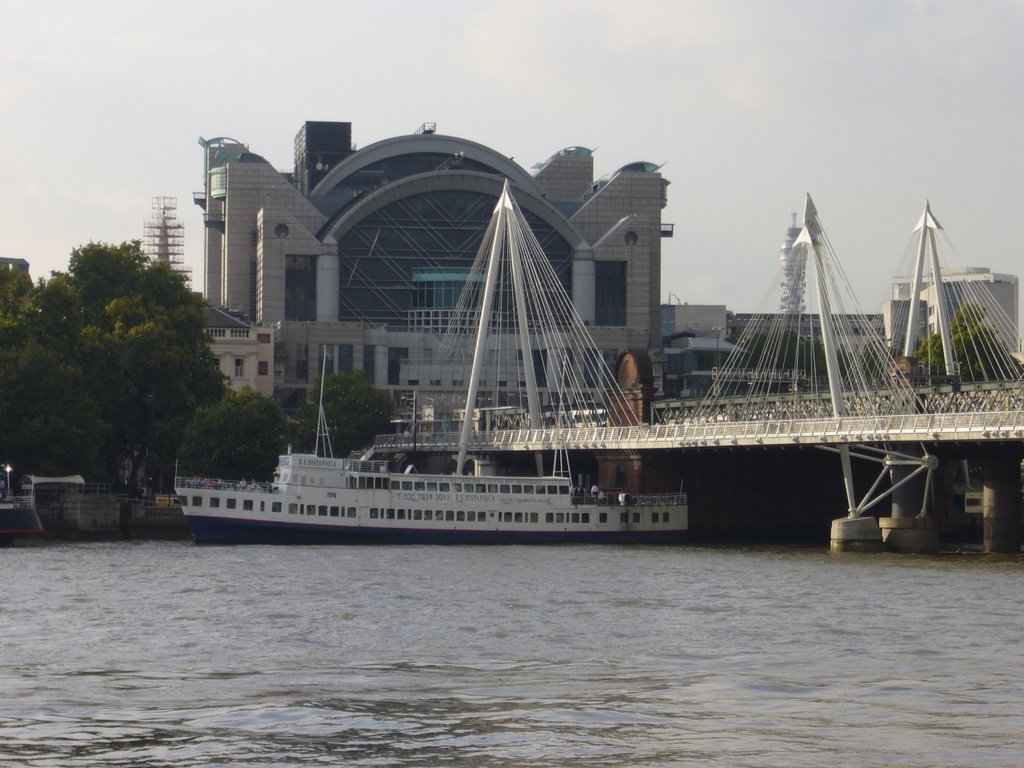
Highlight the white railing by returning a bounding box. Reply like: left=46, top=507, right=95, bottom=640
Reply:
left=372, top=410, right=1024, bottom=454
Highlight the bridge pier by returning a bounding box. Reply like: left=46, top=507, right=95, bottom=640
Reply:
left=830, top=515, right=882, bottom=552
left=982, top=449, right=1021, bottom=554
left=878, top=448, right=940, bottom=554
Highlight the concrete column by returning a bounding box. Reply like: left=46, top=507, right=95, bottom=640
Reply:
left=316, top=253, right=339, bottom=322
left=572, top=258, right=595, bottom=326
left=983, top=450, right=1021, bottom=554
left=879, top=449, right=939, bottom=554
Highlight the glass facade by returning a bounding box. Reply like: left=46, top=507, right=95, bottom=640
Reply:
left=332, top=189, right=573, bottom=328
left=285, top=255, right=317, bottom=321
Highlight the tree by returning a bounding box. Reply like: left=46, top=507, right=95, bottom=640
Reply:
left=295, top=371, right=394, bottom=456
left=914, top=302, right=1022, bottom=381
left=178, top=388, right=288, bottom=481
left=0, top=341, right=107, bottom=478
left=66, top=242, right=226, bottom=487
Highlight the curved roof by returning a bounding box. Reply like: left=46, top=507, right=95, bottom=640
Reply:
left=311, top=133, right=543, bottom=198
left=319, top=170, right=586, bottom=249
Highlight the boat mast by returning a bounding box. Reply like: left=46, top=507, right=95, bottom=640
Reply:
left=314, top=348, right=334, bottom=458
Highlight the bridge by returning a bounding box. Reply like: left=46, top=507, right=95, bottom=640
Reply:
left=369, top=190, right=1023, bottom=553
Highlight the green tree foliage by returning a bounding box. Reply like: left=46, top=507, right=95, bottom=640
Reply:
left=914, top=302, right=1022, bottom=381
left=295, top=371, right=394, bottom=456
left=66, top=242, right=226, bottom=487
left=0, top=243, right=226, bottom=488
left=178, top=388, right=287, bottom=481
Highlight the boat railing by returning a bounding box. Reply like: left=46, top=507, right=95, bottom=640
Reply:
left=175, top=477, right=279, bottom=494
left=1, top=494, right=35, bottom=510
left=580, top=491, right=687, bottom=507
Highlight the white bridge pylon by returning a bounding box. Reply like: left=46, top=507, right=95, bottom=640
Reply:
left=445, top=180, right=639, bottom=475
left=767, top=195, right=935, bottom=518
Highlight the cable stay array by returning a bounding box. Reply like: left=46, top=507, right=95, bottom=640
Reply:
left=693, top=194, right=919, bottom=425
left=438, top=180, right=639, bottom=443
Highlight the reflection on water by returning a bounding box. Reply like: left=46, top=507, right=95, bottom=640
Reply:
left=1, top=542, right=1021, bottom=766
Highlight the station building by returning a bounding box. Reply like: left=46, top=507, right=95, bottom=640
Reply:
left=195, top=121, right=672, bottom=415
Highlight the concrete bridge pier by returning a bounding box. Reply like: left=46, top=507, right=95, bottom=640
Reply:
left=982, top=449, right=1021, bottom=554
left=878, top=449, right=940, bottom=554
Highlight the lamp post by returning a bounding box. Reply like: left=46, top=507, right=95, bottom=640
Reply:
left=2, top=463, right=11, bottom=500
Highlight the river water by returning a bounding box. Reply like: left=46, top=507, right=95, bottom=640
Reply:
left=1, top=541, right=1021, bottom=767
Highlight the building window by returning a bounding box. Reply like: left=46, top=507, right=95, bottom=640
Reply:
left=234, top=358, right=244, bottom=377
left=285, top=254, right=317, bottom=321
left=595, top=261, right=626, bottom=326
left=258, top=361, right=268, bottom=376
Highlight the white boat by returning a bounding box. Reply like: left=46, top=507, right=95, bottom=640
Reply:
left=176, top=455, right=686, bottom=544
left=175, top=182, right=688, bottom=544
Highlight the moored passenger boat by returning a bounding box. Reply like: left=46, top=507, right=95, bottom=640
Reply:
left=176, top=453, right=686, bottom=545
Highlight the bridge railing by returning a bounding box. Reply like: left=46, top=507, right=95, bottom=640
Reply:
left=372, top=410, right=1024, bottom=453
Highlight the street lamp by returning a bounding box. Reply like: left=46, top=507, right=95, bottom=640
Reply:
left=2, top=463, right=11, bottom=499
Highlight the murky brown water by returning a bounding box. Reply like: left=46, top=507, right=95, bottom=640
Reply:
left=2, top=542, right=1021, bottom=766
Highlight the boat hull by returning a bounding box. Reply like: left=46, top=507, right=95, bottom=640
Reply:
left=185, top=513, right=687, bottom=546
left=0, top=502, right=44, bottom=544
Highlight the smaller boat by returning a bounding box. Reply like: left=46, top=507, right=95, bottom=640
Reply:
left=0, top=493, right=44, bottom=545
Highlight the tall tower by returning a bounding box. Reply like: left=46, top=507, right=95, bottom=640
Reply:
left=778, top=212, right=804, bottom=314
left=144, top=196, right=190, bottom=283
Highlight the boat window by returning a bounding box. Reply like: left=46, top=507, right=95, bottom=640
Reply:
left=209, top=497, right=220, bottom=508
left=387, top=509, right=397, bottom=520
left=535, top=485, right=546, bottom=495
left=259, top=501, right=265, bottom=511
left=347, top=507, right=357, bottom=518
left=523, top=485, right=534, bottom=495
left=456, top=510, right=465, bottom=521
left=243, top=500, right=253, bottom=511
left=570, top=512, right=580, bottom=523
left=529, top=512, right=538, bottom=523
left=503, top=512, right=512, bottom=522
left=512, top=485, right=522, bottom=494
left=499, top=484, right=510, bottom=494
left=545, top=512, right=553, bottom=523
left=381, top=478, right=389, bottom=489
left=632, top=512, right=641, bottom=523
left=443, top=510, right=453, bottom=521
left=514, top=512, right=523, bottom=523
left=414, top=481, right=425, bottom=491
left=598, top=512, right=607, bottom=523
left=289, top=503, right=299, bottom=514
left=318, top=505, right=328, bottom=516
left=438, top=482, right=450, bottom=492
left=558, top=486, right=569, bottom=495
left=620, top=512, right=628, bottom=523
left=412, top=510, right=422, bottom=520
left=487, top=484, right=498, bottom=494
left=370, top=508, right=379, bottom=519
left=581, top=513, right=590, bottom=523
left=330, top=506, right=340, bottom=517
left=272, top=501, right=282, bottom=513
left=307, top=505, right=317, bottom=516
left=555, top=513, right=564, bottom=523
left=452, top=483, right=462, bottom=493
left=402, top=481, right=412, bottom=490
left=226, top=498, right=236, bottom=509
left=651, top=512, right=659, bottom=524
left=475, top=483, right=486, bottom=493
left=467, top=511, right=476, bottom=522
left=191, top=496, right=202, bottom=507
left=426, top=482, right=437, bottom=491
left=547, top=485, right=558, bottom=495
left=424, top=510, right=433, bottom=520
left=398, top=510, right=407, bottom=520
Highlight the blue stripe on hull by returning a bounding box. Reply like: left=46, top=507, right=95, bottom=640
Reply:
left=186, top=515, right=687, bottom=546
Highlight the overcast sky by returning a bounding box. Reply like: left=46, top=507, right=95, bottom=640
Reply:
left=2, top=0, right=1021, bottom=313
